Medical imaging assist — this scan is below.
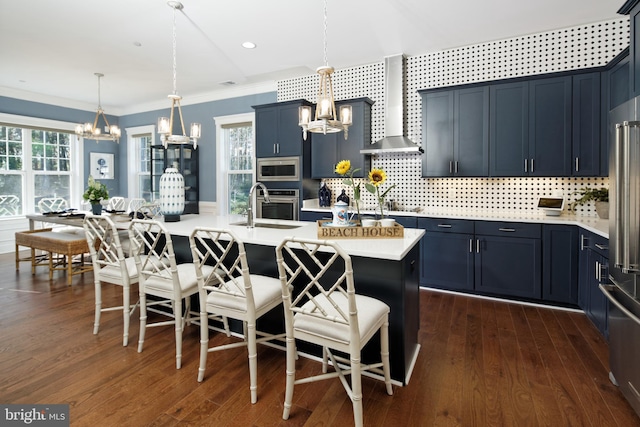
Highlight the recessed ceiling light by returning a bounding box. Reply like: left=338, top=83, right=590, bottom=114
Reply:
left=242, top=41, right=256, bottom=49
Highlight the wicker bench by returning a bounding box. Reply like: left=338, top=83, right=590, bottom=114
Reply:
left=15, top=228, right=92, bottom=285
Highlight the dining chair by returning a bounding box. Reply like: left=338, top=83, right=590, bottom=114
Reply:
left=83, top=213, right=139, bottom=346
left=133, top=202, right=161, bottom=219
left=129, top=218, right=211, bottom=369
left=38, top=197, right=68, bottom=213
left=275, top=237, right=393, bottom=427
left=127, top=198, right=146, bottom=214
left=189, top=227, right=286, bottom=404
left=107, top=196, right=126, bottom=212
left=0, top=195, right=20, bottom=216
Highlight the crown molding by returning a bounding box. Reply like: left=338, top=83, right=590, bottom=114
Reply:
left=0, top=80, right=278, bottom=117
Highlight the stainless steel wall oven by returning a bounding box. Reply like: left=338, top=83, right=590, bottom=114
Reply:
left=256, top=188, right=299, bottom=221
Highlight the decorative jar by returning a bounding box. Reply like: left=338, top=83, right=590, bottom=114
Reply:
left=159, top=168, right=185, bottom=222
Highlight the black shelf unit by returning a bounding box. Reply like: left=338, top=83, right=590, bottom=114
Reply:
left=151, top=144, right=199, bottom=215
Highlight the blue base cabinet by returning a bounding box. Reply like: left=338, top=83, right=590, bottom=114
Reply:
left=419, top=218, right=474, bottom=291
left=542, top=225, right=579, bottom=305
left=419, top=219, right=543, bottom=301
left=474, top=222, right=542, bottom=299
left=578, top=230, right=609, bottom=338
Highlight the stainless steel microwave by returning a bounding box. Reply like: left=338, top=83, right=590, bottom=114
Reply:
left=256, top=156, right=300, bottom=181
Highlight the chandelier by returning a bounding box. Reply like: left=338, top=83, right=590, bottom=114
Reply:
left=75, top=73, right=121, bottom=142
left=298, top=0, right=352, bottom=141
left=157, top=1, right=202, bottom=149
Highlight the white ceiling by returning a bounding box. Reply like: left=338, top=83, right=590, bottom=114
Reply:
left=0, top=0, right=626, bottom=115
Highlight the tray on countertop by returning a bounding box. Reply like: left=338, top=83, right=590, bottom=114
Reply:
left=316, top=220, right=404, bottom=239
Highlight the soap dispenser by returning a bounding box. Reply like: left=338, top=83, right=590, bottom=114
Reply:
left=319, top=180, right=331, bottom=207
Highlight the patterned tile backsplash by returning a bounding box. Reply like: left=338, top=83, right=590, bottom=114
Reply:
left=324, top=153, right=608, bottom=218
left=279, top=17, right=627, bottom=218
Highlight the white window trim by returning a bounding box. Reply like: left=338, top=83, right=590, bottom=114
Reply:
left=0, top=112, right=84, bottom=212
left=214, top=112, right=255, bottom=216
left=125, top=124, right=155, bottom=199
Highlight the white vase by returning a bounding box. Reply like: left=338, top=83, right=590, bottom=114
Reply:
left=595, top=201, right=609, bottom=220
left=159, top=167, right=185, bottom=222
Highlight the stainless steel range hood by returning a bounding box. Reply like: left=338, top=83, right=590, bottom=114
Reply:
left=360, top=54, right=423, bottom=154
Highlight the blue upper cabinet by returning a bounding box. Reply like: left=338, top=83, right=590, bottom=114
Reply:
left=619, top=0, right=640, bottom=98
left=422, top=90, right=454, bottom=177
left=601, top=49, right=630, bottom=176
left=572, top=72, right=601, bottom=176
left=310, top=97, right=373, bottom=179
left=421, top=86, right=488, bottom=177
left=490, top=77, right=571, bottom=177
left=528, top=76, right=572, bottom=176
left=489, top=81, right=529, bottom=176
left=254, top=99, right=313, bottom=158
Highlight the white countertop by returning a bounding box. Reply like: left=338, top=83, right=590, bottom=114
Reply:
left=161, top=214, right=425, bottom=261
left=301, top=204, right=610, bottom=238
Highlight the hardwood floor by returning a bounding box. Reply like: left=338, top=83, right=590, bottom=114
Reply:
left=2, top=251, right=639, bottom=426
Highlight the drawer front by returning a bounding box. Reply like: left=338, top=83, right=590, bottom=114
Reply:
left=588, top=232, right=609, bottom=258
left=474, top=221, right=541, bottom=238
left=419, top=218, right=474, bottom=234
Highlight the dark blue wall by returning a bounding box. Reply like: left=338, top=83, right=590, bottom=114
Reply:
left=1, top=91, right=277, bottom=202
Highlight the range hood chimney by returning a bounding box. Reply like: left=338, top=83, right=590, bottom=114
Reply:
left=360, top=54, right=423, bottom=154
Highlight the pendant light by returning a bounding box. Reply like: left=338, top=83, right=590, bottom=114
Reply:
left=75, top=73, right=121, bottom=142
left=298, top=0, right=352, bottom=141
left=157, top=1, right=202, bottom=149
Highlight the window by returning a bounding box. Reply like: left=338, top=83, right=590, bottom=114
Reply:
left=0, top=114, right=81, bottom=217
left=215, top=113, right=255, bottom=216
left=126, top=125, right=155, bottom=201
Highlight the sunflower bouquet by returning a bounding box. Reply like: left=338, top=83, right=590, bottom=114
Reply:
left=365, top=168, right=395, bottom=219
left=334, top=160, right=362, bottom=222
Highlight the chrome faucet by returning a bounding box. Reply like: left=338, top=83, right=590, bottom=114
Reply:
left=246, top=182, right=270, bottom=228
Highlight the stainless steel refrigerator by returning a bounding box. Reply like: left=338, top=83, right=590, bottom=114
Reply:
left=602, top=96, right=640, bottom=417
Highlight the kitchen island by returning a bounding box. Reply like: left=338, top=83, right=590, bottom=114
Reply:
left=162, top=214, right=425, bottom=386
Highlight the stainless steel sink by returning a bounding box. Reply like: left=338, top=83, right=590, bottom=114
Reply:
left=230, top=221, right=301, bottom=229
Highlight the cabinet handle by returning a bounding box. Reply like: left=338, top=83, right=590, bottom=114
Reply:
left=273, top=143, right=277, bottom=153
left=454, top=161, right=459, bottom=174
left=449, top=161, right=453, bottom=174
left=476, top=239, right=480, bottom=253
left=595, top=243, right=608, bottom=251
left=437, top=224, right=452, bottom=228
left=595, top=261, right=600, bottom=281
left=524, top=159, right=527, bottom=172
left=530, top=158, right=534, bottom=173
left=498, top=228, right=516, bottom=232
left=580, top=234, right=587, bottom=251
left=600, top=263, right=608, bottom=284
left=469, top=239, right=473, bottom=253
left=575, top=157, right=579, bottom=172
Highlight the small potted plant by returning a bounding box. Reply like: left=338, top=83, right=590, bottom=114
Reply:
left=570, top=187, right=609, bottom=219
left=83, top=175, right=109, bottom=215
